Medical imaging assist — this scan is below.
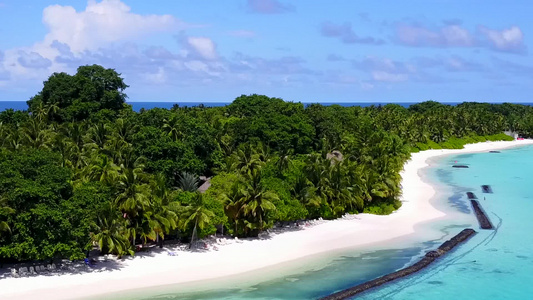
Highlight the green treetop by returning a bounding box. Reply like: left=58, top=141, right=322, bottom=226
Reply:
left=27, top=65, right=128, bottom=122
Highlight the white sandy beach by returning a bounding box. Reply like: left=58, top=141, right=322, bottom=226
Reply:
left=1, top=139, right=533, bottom=300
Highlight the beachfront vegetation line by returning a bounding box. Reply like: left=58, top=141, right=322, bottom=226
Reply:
left=0, top=64, right=530, bottom=262
left=320, top=228, right=477, bottom=300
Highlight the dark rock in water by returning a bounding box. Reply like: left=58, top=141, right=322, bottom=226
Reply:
left=471, top=200, right=494, bottom=230
left=466, top=192, right=478, bottom=200
left=489, top=151, right=501, bottom=153
left=481, top=185, right=493, bottom=193
left=425, top=250, right=443, bottom=258
left=438, top=241, right=453, bottom=252
left=320, top=229, right=477, bottom=300
left=452, top=165, right=469, bottom=168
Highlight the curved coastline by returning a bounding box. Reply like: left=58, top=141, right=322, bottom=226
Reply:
left=1, top=140, right=532, bottom=300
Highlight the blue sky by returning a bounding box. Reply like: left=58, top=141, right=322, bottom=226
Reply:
left=0, top=0, right=532, bottom=103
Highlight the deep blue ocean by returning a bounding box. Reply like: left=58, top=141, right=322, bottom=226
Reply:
left=3, top=101, right=532, bottom=112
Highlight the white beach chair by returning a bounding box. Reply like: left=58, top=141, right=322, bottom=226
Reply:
left=10, top=268, right=19, bottom=278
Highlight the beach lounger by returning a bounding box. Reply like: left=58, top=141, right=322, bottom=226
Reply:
left=37, top=265, right=48, bottom=273
left=11, top=268, right=19, bottom=278
left=19, top=267, right=28, bottom=275
left=29, top=266, right=36, bottom=275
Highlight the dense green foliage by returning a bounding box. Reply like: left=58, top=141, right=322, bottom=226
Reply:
left=0, top=65, right=531, bottom=262
left=27, top=65, right=128, bottom=122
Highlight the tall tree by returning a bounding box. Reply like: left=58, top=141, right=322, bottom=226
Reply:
left=27, top=65, right=128, bottom=122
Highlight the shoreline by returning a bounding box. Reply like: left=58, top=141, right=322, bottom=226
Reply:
left=1, top=139, right=532, bottom=300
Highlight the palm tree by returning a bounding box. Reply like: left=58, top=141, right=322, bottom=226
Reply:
left=113, top=118, right=138, bottom=144
left=217, top=134, right=235, bottom=157
left=45, top=102, right=60, bottom=121
left=162, top=117, right=183, bottom=141
left=221, top=182, right=244, bottom=236
left=87, top=123, right=110, bottom=150
left=115, top=168, right=151, bottom=219
left=149, top=176, right=179, bottom=247
left=256, top=142, right=272, bottom=163
left=233, top=144, right=263, bottom=174
left=182, top=193, right=215, bottom=249
left=0, top=122, right=8, bottom=147
left=91, top=204, right=133, bottom=257
left=304, top=153, right=330, bottom=201
left=239, top=169, right=277, bottom=235
left=275, top=148, right=293, bottom=174
left=51, top=133, right=74, bottom=168
left=104, top=137, right=128, bottom=165
left=0, top=196, right=14, bottom=238
left=85, top=154, right=120, bottom=184
left=118, top=147, right=145, bottom=170
left=62, top=122, right=86, bottom=151
left=22, top=118, right=51, bottom=149
left=291, top=174, right=321, bottom=209
left=34, top=101, right=48, bottom=122
left=326, top=161, right=357, bottom=216
left=5, top=128, right=24, bottom=150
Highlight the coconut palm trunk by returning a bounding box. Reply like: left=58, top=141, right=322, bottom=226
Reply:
left=189, top=218, right=198, bottom=249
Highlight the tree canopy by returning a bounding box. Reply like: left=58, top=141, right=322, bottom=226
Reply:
left=0, top=65, right=527, bottom=262
left=27, top=65, right=128, bottom=122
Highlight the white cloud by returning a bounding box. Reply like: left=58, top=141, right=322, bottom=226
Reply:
left=0, top=0, right=318, bottom=97
left=0, top=0, right=189, bottom=92
left=41, top=0, right=181, bottom=53
left=321, top=21, right=385, bottom=45
left=17, top=51, right=52, bottom=69
left=186, top=37, right=218, bottom=60
left=479, top=26, right=525, bottom=53
left=441, top=25, right=475, bottom=46
left=394, top=22, right=525, bottom=54
left=352, top=56, right=414, bottom=83
left=395, top=23, right=474, bottom=47
left=143, top=67, right=168, bottom=84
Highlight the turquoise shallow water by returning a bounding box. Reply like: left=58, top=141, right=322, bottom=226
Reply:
left=107, top=145, right=533, bottom=300
left=357, top=145, right=533, bottom=300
